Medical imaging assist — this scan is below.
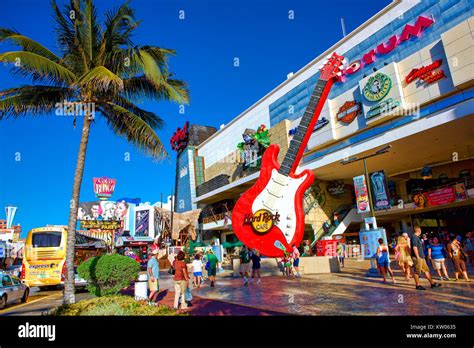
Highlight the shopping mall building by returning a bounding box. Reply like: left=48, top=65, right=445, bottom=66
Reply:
left=175, top=0, right=474, bottom=246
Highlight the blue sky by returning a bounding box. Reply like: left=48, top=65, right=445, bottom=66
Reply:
left=0, top=0, right=391, bottom=236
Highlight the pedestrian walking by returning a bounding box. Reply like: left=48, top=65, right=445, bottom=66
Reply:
left=428, top=236, right=450, bottom=281
left=173, top=250, right=190, bottom=311
left=447, top=235, right=470, bottom=282
left=336, top=242, right=345, bottom=268
left=147, top=249, right=160, bottom=302
left=282, top=252, right=293, bottom=278
left=395, top=232, right=413, bottom=281
left=192, top=254, right=203, bottom=288
left=292, top=244, right=301, bottom=277
left=251, top=249, right=262, bottom=284
left=411, top=226, right=442, bottom=290
left=206, top=249, right=219, bottom=287
left=464, top=231, right=474, bottom=265
left=376, top=238, right=395, bottom=284
left=239, top=245, right=251, bottom=286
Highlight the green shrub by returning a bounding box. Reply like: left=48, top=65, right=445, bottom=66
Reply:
left=53, top=295, right=185, bottom=316
left=77, top=254, right=140, bottom=296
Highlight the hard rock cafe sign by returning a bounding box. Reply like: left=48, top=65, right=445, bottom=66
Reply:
left=243, top=209, right=280, bottom=234
left=363, top=73, right=392, bottom=102
left=336, top=101, right=362, bottom=124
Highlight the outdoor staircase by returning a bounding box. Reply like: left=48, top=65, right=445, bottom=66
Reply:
left=311, top=208, right=361, bottom=246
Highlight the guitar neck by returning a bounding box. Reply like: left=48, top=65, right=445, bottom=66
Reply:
left=278, top=78, right=334, bottom=176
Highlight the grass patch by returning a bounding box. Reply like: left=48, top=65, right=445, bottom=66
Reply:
left=53, top=295, right=186, bottom=316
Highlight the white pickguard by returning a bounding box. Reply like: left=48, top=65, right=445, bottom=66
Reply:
left=252, top=169, right=307, bottom=244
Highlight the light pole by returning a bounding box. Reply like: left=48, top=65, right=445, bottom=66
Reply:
left=341, top=145, right=392, bottom=277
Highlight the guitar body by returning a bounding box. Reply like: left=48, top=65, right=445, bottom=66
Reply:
left=232, top=144, right=314, bottom=257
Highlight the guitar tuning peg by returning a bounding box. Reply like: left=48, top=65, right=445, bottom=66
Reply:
left=342, top=58, right=347, bottom=65
left=336, top=72, right=342, bottom=76
left=318, top=65, right=324, bottom=70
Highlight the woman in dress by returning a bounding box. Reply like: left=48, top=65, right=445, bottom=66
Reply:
left=395, top=232, right=413, bottom=281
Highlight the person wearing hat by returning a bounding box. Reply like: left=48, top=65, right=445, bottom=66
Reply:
left=147, top=249, right=160, bottom=301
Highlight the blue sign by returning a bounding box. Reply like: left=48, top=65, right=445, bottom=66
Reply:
left=370, top=170, right=391, bottom=211
left=359, top=228, right=386, bottom=259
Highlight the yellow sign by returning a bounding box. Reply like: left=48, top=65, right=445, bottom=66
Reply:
left=243, top=209, right=280, bottom=234
left=80, top=220, right=121, bottom=230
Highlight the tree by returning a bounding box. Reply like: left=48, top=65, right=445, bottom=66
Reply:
left=0, top=0, right=189, bottom=304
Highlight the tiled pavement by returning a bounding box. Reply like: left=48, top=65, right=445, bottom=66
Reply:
left=152, top=258, right=474, bottom=316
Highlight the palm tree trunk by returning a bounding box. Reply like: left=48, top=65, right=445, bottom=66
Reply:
left=64, top=115, right=92, bottom=305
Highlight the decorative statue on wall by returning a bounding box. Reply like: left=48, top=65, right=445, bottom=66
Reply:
left=237, top=124, right=270, bottom=169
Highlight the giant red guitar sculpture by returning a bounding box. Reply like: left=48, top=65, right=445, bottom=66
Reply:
left=232, top=52, right=346, bottom=257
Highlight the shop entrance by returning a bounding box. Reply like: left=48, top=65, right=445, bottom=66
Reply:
left=412, top=205, right=474, bottom=235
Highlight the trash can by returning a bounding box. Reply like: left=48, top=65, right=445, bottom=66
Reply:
left=134, top=273, right=148, bottom=300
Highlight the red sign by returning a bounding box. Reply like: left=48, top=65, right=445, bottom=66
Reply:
left=170, top=121, right=189, bottom=152
left=93, top=177, right=116, bottom=201
left=336, top=100, right=362, bottom=124
left=344, top=16, right=434, bottom=78
left=316, top=240, right=338, bottom=257
left=405, top=59, right=445, bottom=84
left=425, top=187, right=455, bottom=207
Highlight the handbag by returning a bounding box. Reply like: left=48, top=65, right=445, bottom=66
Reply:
left=185, top=287, right=193, bottom=302
left=168, top=266, right=175, bottom=275
left=205, top=261, right=210, bottom=271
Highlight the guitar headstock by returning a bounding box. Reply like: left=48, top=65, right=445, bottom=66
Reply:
left=319, top=52, right=346, bottom=82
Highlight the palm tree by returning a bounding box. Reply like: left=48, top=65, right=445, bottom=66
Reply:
left=0, top=0, right=189, bottom=304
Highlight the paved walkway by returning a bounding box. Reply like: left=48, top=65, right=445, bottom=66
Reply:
left=149, top=258, right=474, bottom=316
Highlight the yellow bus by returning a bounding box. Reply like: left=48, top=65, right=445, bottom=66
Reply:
left=21, top=226, right=67, bottom=288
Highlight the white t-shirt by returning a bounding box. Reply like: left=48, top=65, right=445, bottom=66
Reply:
left=192, top=259, right=203, bottom=273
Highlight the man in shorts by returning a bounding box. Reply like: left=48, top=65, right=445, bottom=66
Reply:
left=239, top=245, right=251, bottom=286
left=206, top=249, right=218, bottom=287
left=411, top=226, right=441, bottom=290
left=147, top=249, right=160, bottom=301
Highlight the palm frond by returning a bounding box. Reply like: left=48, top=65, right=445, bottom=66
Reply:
left=113, top=95, right=164, bottom=129
left=79, top=66, right=123, bottom=93
left=0, top=51, right=76, bottom=85
left=0, top=28, right=60, bottom=62
left=99, top=102, right=168, bottom=160
left=122, top=76, right=189, bottom=104
left=0, top=85, right=75, bottom=118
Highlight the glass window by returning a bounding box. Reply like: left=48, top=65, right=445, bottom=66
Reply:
left=11, top=276, right=20, bottom=285
left=2, top=275, right=12, bottom=286
left=32, top=232, right=62, bottom=248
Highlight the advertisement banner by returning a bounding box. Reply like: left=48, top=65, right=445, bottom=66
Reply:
left=78, top=230, right=114, bottom=246
left=77, top=201, right=129, bottom=221
left=80, top=220, right=122, bottom=230
left=316, top=240, right=338, bottom=257
left=353, top=175, right=370, bottom=214
left=93, top=177, right=116, bottom=201
left=359, top=228, right=386, bottom=259
left=425, top=187, right=455, bottom=206
left=135, top=209, right=150, bottom=237
left=369, top=170, right=391, bottom=211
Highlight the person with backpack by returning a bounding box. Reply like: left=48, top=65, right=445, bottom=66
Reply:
left=239, top=245, right=251, bottom=286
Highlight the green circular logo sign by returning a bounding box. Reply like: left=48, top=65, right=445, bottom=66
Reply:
left=363, top=72, right=392, bottom=102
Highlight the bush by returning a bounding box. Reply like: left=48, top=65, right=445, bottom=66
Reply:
left=77, top=254, right=140, bottom=296
left=53, top=295, right=186, bottom=316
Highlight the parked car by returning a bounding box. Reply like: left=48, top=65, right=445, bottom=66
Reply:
left=0, top=272, right=29, bottom=309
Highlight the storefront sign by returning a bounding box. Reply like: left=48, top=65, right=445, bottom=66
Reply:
left=316, top=239, right=337, bottom=257
left=170, top=121, right=189, bottom=152
left=80, top=220, right=122, bottom=230
left=78, top=229, right=115, bottom=246
left=336, top=101, right=362, bottom=124
left=312, top=117, right=329, bottom=132
left=363, top=73, right=392, bottom=102
left=243, top=209, right=280, bottom=234
left=369, top=170, right=391, bottom=211
left=93, top=177, right=116, bottom=201
left=426, top=187, right=456, bottom=207
left=353, top=175, right=370, bottom=214
left=405, top=59, right=445, bottom=85
left=366, top=98, right=400, bottom=119
left=344, top=15, right=434, bottom=78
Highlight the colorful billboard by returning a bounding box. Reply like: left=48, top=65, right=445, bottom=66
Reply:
left=77, top=201, right=129, bottom=221
left=369, top=170, right=391, bottom=211
left=78, top=229, right=114, bottom=246
left=135, top=209, right=150, bottom=237
left=80, top=220, right=122, bottom=230
left=353, top=175, right=370, bottom=214
left=93, top=177, right=116, bottom=201
left=316, top=240, right=338, bottom=257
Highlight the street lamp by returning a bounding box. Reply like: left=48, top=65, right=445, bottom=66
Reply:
left=341, top=144, right=392, bottom=277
